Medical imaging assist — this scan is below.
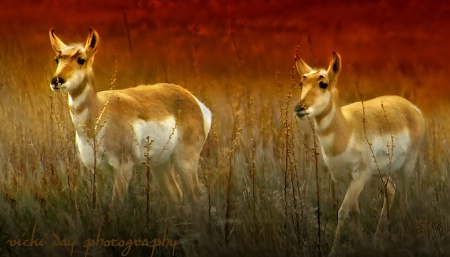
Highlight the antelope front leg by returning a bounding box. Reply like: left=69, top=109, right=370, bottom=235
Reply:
left=351, top=201, right=363, bottom=240
left=329, top=175, right=367, bottom=257
left=111, top=161, right=134, bottom=208
left=375, top=176, right=395, bottom=240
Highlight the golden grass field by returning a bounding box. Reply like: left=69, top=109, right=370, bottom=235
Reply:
left=1, top=1, right=450, bottom=256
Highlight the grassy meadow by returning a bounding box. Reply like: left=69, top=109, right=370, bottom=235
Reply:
left=1, top=1, right=450, bottom=256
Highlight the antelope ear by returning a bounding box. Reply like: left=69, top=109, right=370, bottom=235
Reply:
left=327, top=51, right=341, bottom=82
left=295, top=56, right=314, bottom=76
left=85, top=28, right=99, bottom=56
left=49, top=28, right=67, bottom=53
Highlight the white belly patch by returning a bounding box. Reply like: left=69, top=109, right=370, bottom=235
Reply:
left=323, top=129, right=411, bottom=182
left=132, top=116, right=179, bottom=165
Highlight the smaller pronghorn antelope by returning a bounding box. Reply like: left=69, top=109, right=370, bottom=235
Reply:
left=294, top=52, right=425, bottom=255
left=49, top=28, right=212, bottom=208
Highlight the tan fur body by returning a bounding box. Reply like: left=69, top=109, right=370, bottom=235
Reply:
left=72, top=83, right=207, bottom=165
left=294, top=52, right=425, bottom=256
left=49, top=28, right=212, bottom=208
left=317, top=95, right=424, bottom=182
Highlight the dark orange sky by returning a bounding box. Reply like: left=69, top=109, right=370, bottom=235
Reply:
left=1, top=0, right=450, bottom=102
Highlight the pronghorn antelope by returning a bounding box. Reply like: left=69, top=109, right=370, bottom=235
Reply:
left=294, top=52, right=425, bottom=255
left=49, top=28, right=212, bottom=208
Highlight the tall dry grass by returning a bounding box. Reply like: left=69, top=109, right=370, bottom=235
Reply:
left=1, top=1, right=450, bottom=256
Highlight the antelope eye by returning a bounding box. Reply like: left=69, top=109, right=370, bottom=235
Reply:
left=299, top=82, right=303, bottom=87
left=319, top=81, right=328, bottom=89
left=77, top=57, right=86, bottom=65
left=55, top=58, right=59, bottom=64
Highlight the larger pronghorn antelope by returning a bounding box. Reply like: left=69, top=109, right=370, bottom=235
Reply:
left=49, top=28, right=212, bottom=208
left=294, top=52, right=425, bottom=256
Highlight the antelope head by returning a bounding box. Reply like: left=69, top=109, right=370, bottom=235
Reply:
left=294, top=51, right=341, bottom=119
left=49, top=28, right=99, bottom=93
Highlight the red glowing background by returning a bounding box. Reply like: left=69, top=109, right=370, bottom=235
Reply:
left=1, top=0, right=449, bottom=110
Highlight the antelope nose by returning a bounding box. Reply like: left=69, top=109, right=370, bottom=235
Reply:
left=295, top=104, right=307, bottom=119
left=50, top=76, right=65, bottom=89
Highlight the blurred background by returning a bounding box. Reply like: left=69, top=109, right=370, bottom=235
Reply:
left=1, top=0, right=449, bottom=101
left=1, top=1, right=450, bottom=257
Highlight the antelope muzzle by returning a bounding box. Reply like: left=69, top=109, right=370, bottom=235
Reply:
left=295, top=104, right=307, bottom=119
left=50, top=76, right=65, bottom=91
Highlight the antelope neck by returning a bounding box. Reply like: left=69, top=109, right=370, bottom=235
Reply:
left=313, top=100, right=351, bottom=156
left=67, top=76, right=100, bottom=128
